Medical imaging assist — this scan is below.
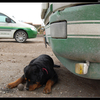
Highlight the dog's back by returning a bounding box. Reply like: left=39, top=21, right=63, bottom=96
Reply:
left=29, top=54, right=54, bottom=69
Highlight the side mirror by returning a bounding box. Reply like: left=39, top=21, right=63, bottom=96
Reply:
left=5, top=18, right=11, bottom=23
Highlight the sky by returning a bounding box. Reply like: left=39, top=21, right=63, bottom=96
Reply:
left=0, top=3, right=43, bottom=25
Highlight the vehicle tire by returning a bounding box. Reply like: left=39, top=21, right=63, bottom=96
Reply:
left=15, top=30, right=27, bottom=43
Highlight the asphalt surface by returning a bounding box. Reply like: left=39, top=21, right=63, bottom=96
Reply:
left=0, top=37, right=100, bottom=97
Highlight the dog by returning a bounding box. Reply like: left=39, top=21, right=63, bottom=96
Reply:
left=7, top=54, right=60, bottom=94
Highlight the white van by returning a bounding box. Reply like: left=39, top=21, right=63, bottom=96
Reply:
left=0, top=12, right=37, bottom=43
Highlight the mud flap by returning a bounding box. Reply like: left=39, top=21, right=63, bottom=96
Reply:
left=43, top=35, right=47, bottom=48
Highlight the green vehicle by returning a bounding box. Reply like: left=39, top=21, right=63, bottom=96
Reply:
left=0, top=12, right=37, bottom=43
left=41, top=2, right=100, bottom=79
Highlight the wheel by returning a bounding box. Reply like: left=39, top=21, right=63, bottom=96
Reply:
left=15, top=30, right=27, bottom=43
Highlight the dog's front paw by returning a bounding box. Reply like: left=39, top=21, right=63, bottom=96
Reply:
left=7, top=83, right=16, bottom=89
left=43, top=86, right=51, bottom=94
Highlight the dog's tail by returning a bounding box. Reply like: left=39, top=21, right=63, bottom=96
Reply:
left=54, top=64, right=60, bottom=68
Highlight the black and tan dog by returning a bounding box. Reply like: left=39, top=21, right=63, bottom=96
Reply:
left=7, top=54, right=60, bottom=94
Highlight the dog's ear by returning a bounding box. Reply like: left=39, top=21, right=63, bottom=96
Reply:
left=34, top=66, right=40, bottom=73
left=36, top=68, right=43, bottom=82
left=36, top=66, right=43, bottom=76
left=24, top=65, right=29, bottom=73
left=39, top=68, right=43, bottom=76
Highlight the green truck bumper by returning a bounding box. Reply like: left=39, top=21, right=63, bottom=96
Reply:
left=49, top=37, right=100, bottom=79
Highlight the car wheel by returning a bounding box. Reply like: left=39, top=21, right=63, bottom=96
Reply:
left=15, top=30, right=27, bottom=43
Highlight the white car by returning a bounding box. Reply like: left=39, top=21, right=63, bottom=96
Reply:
left=0, top=12, right=37, bottom=43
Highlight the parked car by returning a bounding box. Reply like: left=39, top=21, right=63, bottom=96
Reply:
left=41, top=3, right=100, bottom=79
left=0, top=12, right=37, bottom=43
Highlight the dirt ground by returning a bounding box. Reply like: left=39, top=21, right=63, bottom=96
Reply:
left=0, top=37, right=100, bottom=97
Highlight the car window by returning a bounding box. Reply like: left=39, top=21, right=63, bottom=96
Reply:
left=0, top=13, right=15, bottom=23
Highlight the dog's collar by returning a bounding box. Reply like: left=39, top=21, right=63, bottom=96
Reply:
left=42, top=68, right=48, bottom=74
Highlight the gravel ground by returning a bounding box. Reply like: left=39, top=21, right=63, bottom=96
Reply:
left=0, top=37, right=100, bottom=97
